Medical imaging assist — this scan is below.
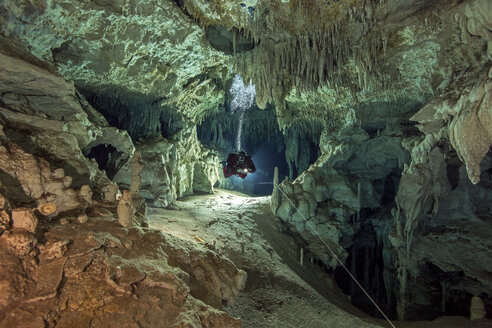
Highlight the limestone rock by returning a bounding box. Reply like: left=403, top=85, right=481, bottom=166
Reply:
left=132, top=194, right=148, bottom=227
left=36, top=203, right=56, bottom=220
left=114, top=135, right=220, bottom=208
left=0, top=192, right=7, bottom=209
left=79, top=184, right=93, bottom=205
left=0, top=142, right=91, bottom=213
left=0, top=208, right=242, bottom=327
left=38, top=239, right=70, bottom=261
left=117, top=190, right=134, bottom=227
left=0, top=0, right=231, bottom=124
left=1, top=229, right=38, bottom=257
left=11, top=208, right=38, bottom=233
left=77, top=213, right=88, bottom=224
left=392, top=71, right=492, bottom=319
left=0, top=35, right=134, bottom=201
left=102, top=183, right=120, bottom=202
left=463, top=0, right=492, bottom=59
left=0, top=210, right=11, bottom=234
left=448, top=75, right=491, bottom=184
left=160, top=232, right=247, bottom=308
left=0, top=248, right=28, bottom=313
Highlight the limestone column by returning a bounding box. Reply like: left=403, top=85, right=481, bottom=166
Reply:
left=117, top=190, right=134, bottom=227
left=271, top=166, right=280, bottom=215
left=130, top=149, right=148, bottom=227
left=130, top=150, right=143, bottom=194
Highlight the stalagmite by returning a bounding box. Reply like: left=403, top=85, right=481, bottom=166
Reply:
left=103, top=183, right=120, bottom=202
left=271, top=166, right=280, bottom=212
left=36, top=203, right=57, bottom=220
left=117, top=190, right=134, bottom=227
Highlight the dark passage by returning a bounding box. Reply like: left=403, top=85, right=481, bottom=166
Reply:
left=85, top=144, right=122, bottom=180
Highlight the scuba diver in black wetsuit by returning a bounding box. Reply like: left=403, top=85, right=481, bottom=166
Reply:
left=222, top=151, right=256, bottom=179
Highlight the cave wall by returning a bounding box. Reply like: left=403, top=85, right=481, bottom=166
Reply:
left=392, top=64, right=492, bottom=320
left=0, top=36, right=132, bottom=212
left=0, top=35, right=218, bottom=211
left=259, top=0, right=492, bottom=321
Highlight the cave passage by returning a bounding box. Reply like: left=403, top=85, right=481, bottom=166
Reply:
left=85, top=144, right=121, bottom=180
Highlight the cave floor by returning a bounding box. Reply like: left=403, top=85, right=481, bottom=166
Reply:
left=148, top=189, right=492, bottom=328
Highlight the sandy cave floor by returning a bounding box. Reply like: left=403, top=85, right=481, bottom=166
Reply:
left=148, top=189, right=492, bottom=328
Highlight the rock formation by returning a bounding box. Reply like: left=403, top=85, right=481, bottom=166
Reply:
left=0, top=34, right=244, bottom=327
left=0, top=206, right=245, bottom=327
left=117, top=190, right=134, bottom=227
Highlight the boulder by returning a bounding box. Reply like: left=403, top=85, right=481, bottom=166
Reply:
left=11, top=208, right=38, bottom=233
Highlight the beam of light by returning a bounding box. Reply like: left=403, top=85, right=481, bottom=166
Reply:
left=230, top=74, right=255, bottom=150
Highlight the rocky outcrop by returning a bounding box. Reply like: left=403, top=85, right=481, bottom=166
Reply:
left=0, top=205, right=243, bottom=327
left=0, top=141, right=94, bottom=214
left=391, top=65, right=492, bottom=320
left=0, top=36, right=134, bottom=202
left=271, top=63, right=492, bottom=322
left=272, top=121, right=408, bottom=261
left=0, top=34, right=220, bottom=212
left=0, top=33, right=242, bottom=327
left=0, top=0, right=231, bottom=124
left=115, top=132, right=220, bottom=208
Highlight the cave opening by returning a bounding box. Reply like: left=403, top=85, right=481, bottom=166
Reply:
left=85, top=144, right=121, bottom=180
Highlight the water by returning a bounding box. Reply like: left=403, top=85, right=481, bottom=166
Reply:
left=230, top=75, right=256, bottom=150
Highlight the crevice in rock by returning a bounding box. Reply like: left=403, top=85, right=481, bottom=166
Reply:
left=335, top=218, right=398, bottom=320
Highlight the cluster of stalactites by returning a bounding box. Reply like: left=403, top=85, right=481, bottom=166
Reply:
left=180, top=0, right=253, bottom=30
left=234, top=0, right=393, bottom=110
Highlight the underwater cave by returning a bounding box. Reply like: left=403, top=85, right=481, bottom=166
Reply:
left=0, top=0, right=491, bottom=327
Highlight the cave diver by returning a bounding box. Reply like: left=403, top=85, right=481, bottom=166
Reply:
left=222, top=151, right=256, bottom=179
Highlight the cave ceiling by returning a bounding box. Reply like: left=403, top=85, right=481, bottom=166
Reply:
left=0, top=0, right=490, bottom=173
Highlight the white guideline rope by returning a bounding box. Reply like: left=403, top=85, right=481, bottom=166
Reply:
left=274, top=182, right=397, bottom=328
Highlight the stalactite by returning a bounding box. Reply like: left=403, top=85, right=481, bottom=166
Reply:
left=234, top=0, right=392, bottom=111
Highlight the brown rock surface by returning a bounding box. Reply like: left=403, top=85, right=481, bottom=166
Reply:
left=11, top=207, right=38, bottom=233
left=0, top=206, right=243, bottom=328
